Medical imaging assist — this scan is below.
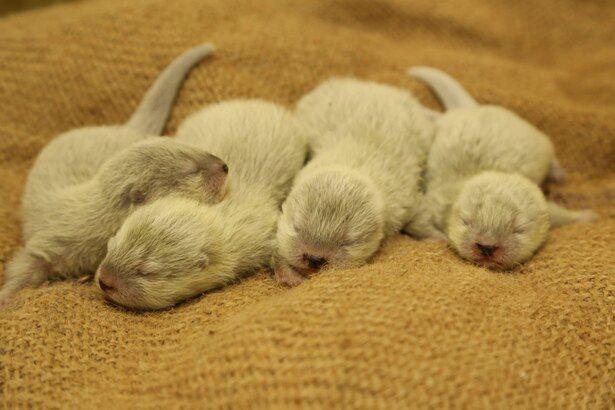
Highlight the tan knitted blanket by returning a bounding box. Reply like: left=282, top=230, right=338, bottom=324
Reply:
left=0, top=0, right=613, bottom=407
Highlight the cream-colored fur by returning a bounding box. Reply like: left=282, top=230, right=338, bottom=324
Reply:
left=0, top=44, right=225, bottom=306
left=409, top=66, right=566, bottom=184
left=95, top=100, right=307, bottom=310
left=408, top=67, right=596, bottom=269
left=274, top=78, right=436, bottom=286
left=447, top=172, right=550, bottom=269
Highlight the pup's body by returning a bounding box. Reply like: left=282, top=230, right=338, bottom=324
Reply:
left=274, top=78, right=435, bottom=286
left=1, top=44, right=227, bottom=305
left=409, top=67, right=596, bottom=268
left=95, top=100, right=308, bottom=310
left=422, top=106, right=558, bottom=231
left=411, top=66, right=565, bottom=188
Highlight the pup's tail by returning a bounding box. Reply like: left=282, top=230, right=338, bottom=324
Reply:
left=547, top=202, right=598, bottom=229
left=125, top=43, right=216, bottom=135
left=408, top=66, right=478, bottom=110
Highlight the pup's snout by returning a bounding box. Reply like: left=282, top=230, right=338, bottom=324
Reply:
left=476, top=243, right=497, bottom=257
left=302, top=253, right=327, bottom=270
left=97, top=266, right=117, bottom=293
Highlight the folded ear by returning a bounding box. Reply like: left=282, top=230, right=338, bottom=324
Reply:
left=547, top=201, right=598, bottom=229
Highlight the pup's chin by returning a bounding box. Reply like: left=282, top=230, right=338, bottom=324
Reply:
left=473, top=257, right=507, bottom=270
left=453, top=244, right=511, bottom=271
left=97, top=281, right=156, bottom=311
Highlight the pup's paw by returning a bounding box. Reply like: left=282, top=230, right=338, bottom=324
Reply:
left=274, top=263, right=306, bottom=287
left=578, top=209, right=599, bottom=223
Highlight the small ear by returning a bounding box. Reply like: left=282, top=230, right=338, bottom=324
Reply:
left=547, top=201, right=598, bottom=229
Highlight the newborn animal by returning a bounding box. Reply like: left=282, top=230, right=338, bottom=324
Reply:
left=274, top=78, right=436, bottom=286
left=94, top=100, right=307, bottom=310
left=408, top=67, right=597, bottom=269
left=0, top=44, right=227, bottom=306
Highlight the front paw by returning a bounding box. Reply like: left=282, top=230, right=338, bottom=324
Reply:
left=274, top=262, right=306, bottom=287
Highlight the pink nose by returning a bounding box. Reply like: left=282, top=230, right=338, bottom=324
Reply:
left=97, top=266, right=117, bottom=293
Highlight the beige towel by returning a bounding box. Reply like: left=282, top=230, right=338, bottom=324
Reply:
left=0, top=0, right=612, bottom=407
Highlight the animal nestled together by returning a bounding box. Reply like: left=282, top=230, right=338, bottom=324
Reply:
left=0, top=43, right=597, bottom=310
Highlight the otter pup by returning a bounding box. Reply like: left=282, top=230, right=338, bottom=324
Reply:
left=273, top=78, right=436, bottom=286
left=94, top=100, right=307, bottom=310
left=408, top=67, right=597, bottom=269
left=1, top=44, right=227, bottom=305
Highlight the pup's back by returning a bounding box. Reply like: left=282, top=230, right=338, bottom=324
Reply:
left=297, top=77, right=433, bottom=153
left=176, top=100, right=307, bottom=200
left=428, top=105, right=555, bottom=186
left=295, top=78, right=435, bottom=234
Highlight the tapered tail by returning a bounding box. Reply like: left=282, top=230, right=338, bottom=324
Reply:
left=547, top=202, right=598, bottom=229
left=125, top=43, right=216, bottom=135
left=409, top=66, right=478, bottom=110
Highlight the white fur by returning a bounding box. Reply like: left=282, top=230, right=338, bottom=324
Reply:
left=409, top=66, right=478, bottom=109
left=408, top=67, right=597, bottom=269
left=274, top=77, right=436, bottom=286
left=95, top=100, right=308, bottom=310
left=1, top=44, right=222, bottom=306
left=409, top=67, right=566, bottom=184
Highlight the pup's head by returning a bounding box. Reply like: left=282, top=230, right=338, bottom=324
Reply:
left=98, top=138, right=228, bottom=208
left=447, top=171, right=549, bottom=269
left=95, top=197, right=230, bottom=310
left=276, top=169, right=384, bottom=277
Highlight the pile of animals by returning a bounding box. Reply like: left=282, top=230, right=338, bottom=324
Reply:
left=0, top=44, right=597, bottom=310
